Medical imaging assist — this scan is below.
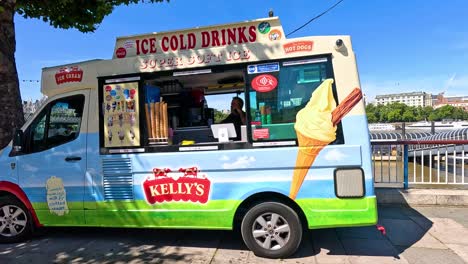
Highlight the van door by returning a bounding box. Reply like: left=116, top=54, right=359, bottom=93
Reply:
left=16, top=90, right=89, bottom=225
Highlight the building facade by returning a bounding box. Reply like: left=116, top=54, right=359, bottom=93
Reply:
left=23, top=96, right=47, bottom=120
left=433, top=93, right=468, bottom=110
left=375, top=92, right=432, bottom=107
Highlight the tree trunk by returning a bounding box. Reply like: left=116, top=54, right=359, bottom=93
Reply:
left=0, top=0, right=24, bottom=149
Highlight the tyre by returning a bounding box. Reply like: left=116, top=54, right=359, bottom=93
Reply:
left=0, top=197, right=33, bottom=243
left=240, top=202, right=303, bottom=259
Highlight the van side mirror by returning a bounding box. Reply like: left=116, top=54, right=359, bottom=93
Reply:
left=13, top=129, right=24, bottom=152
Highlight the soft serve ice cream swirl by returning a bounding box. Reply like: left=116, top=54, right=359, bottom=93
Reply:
left=294, top=78, right=337, bottom=143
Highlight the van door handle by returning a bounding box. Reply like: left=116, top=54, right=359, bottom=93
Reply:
left=65, top=156, right=82, bottom=162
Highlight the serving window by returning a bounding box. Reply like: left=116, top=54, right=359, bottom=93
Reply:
left=100, top=56, right=344, bottom=153
left=247, top=57, right=344, bottom=144
left=142, top=68, right=248, bottom=148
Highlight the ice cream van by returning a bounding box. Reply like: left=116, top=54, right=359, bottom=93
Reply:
left=0, top=17, right=376, bottom=258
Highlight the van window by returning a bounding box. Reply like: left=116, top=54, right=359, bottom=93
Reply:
left=247, top=59, right=343, bottom=143
left=30, top=112, right=47, bottom=153
left=27, top=95, right=85, bottom=153
left=139, top=69, right=246, bottom=148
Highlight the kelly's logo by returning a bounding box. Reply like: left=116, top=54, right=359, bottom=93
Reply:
left=55, top=66, right=83, bottom=85
left=143, top=167, right=211, bottom=204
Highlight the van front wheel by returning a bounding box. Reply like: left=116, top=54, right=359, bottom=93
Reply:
left=240, top=202, right=303, bottom=259
left=0, top=197, right=32, bottom=243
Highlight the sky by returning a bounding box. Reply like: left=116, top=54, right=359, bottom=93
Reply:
left=15, top=0, right=468, bottom=107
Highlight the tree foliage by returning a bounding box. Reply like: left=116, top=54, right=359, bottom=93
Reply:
left=0, top=0, right=166, bottom=148
left=214, top=109, right=229, bottom=123
left=365, top=102, right=468, bottom=123
left=15, top=0, right=167, bottom=33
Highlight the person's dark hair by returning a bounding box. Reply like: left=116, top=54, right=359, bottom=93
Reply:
left=232, top=97, right=244, bottom=108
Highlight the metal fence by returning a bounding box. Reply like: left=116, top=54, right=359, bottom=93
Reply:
left=372, top=140, right=468, bottom=188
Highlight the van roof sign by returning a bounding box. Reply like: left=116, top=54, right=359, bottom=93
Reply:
left=42, top=16, right=353, bottom=97
left=112, top=17, right=285, bottom=59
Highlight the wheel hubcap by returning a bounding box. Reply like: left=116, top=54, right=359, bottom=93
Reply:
left=0, top=205, right=27, bottom=237
left=252, top=212, right=290, bottom=250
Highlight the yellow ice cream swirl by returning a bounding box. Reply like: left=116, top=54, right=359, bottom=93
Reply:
left=294, top=78, right=337, bottom=143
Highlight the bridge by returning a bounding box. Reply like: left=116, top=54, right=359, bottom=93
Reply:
left=370, top=128, right=468, bottom=157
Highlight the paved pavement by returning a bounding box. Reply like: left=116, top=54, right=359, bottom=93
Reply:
left=1, top=205, right=468, bottom=264
left=376, top=188, right=468, bottom=206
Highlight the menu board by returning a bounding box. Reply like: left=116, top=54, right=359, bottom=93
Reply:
left=103, top=82, right=140, bottom=148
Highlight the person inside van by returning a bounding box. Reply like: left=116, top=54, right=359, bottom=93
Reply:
left=221, top=97, right=246, bottom=140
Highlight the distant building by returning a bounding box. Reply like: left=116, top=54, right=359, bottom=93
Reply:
left=23, top=96, right=47, bottom=120
left=433, top=93, right=468, bottom=110
left=375, top=92, right=432, bottom=107
left=368, top=123, right=395, bottom=131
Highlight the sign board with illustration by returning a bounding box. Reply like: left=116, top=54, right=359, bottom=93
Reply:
left=46, top=176, right=69, bottom=216
left=103, top=82, right=140, bottom=147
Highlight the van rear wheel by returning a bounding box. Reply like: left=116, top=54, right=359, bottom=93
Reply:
left=240, top=202, right=302, bottom=259
left=0, top=197, right=32, bottom=243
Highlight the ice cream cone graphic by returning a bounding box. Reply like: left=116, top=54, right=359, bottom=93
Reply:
left=290, top=132, right=329, bottom=200
left=289, top=79, right=363, bottom=200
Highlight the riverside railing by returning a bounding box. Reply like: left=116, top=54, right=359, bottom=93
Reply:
left=371, top=140, right=468, bottom=188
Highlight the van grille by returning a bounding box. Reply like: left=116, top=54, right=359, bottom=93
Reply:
left=102, top=158, right=134, bottom=200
